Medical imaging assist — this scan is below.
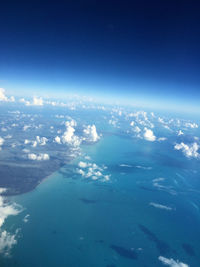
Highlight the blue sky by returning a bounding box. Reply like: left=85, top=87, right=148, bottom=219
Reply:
left=0, top=0, right=200, bottom=112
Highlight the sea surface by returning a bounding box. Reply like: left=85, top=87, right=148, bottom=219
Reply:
left=1, top=132, right=200, bottom=267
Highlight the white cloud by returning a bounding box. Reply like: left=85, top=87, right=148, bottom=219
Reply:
left=0, top=230, right=18, bottom=256
left=0, top=88, right=15, bottom=102
left=28, top=153, right=50, bottom=161
left=32, top=141, right=37, bottom=148
left=23, top=214, right=30, bottom=223
left=177, top=130, right=184, bottom=136
left=149, top=202, right=173, bottom=211
left=83, top=125, right=100, bottom=142
left=143, top=127, right=156, bottom=141
left=62, top=125, right=75, bottom=143
left=153, top=177, right=165, bottom=182
left=0, top=190, right=22, bottom=256
left=23, top=125, right=31, bottom=131
left=19, top=98, right=30, bottom=106
left=174, top=142, right=199, bottom=158
left=77, top=161, right=110, bottom=181
left=185, top=122, right=198, bottom=129
left=0, top=88, right=8, bottom=101
left=65, top=120, right=76, bottom=127
left=54, top=120, right=81, bottom=147
left=32, top=97, right=43, bottom=106
left=36, top=136, right=48, bottom=146
left=24, top=139, right=31, bottom=145
left=158, top=256, right=189, bottom=267
left=78, top=161, right=88, bottom=168
left=20, top=96, right=43, bottom=106
left=158, top=117, right=164, bottom=123
left=133, top=126, right=141, bottom=133
left=54, top=136, right=61, bottom=144
left=0, top=137, right=4, bottom=146
left=158, top=137, right=167, bottom=142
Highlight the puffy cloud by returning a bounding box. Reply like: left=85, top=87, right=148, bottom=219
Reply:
left=185, top=122, right=198, bottom=129
left=24, top=139, right=31, bottom=145
left=0, top=198, right=21, bottom=228
left=83, top=125, right=100, bottom=142
left=0, top=88, right=15, bottom=102
left=0, top=230, right=18, bottom=256
left=0, top=190, right=22, bottom=256
left=0, top=137, right=4, bottom=146
left=19, top=98, right=30, bottom=106
left=24, top=136, right=48, bottom=147
left=77, top=161, right=110, bottom=181
left=78, top=161, right=88, bottom=168
left=158, top=256, right=189, bottom=267
left=32, top=141, right=37, bottom=148
left=36, top=136, right=48, bottom=146
left=62, top=126, right=75, bottom=143
left=174, top=142, right=199, bottom=158
left=158, top=117, right=165, bottom=123
left=143, top=128, right=156, bottom=142
left=177, top=130, right=184, bottom=136
left=109, top=119, right=118, bottom=127
left=158, top=137, right=167, bottom=142
left=32, top=97, right=43, bottom=106
left=149, top=202, right=173, bottom=211
left=28, top=153, right=50, bottom=161
left=54, top=120, right=81, bottom=147
left=54, top=136, right=61, bottom=144
left=133, top=126, right=141, bottom=133
left=23, top=125, right=31, bottom=131
left=20, top=97, right=43, bottom=106
left=23, top=214, right=30, bottom=223
left=65, top=120, right=76, bottom=127
left=0, top=88, right=8, bottom=101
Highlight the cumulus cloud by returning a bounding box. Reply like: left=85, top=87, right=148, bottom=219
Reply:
left=20, top=97, right=43, bottom=106
left=0, top=88, right=15, bottom=102
left=24, top=136, right=48, bottom=147
left=62, top=127, right=80, bottom=147
left=143, top=127, right=156, bottom=141
left=174, top=142, right=199, bottom=158
left=23, top=125, right=31, bottom=131
left=83, top=125, right=100, bottom=142
left=158, top=137, right=167, bottom=142
left=23, top=214, right=30, bottom=223
left=185, top=122, right=198, bottom=129
left=158, top=256, right=189, bottom=267
left=77, top=161, right=110, bottom=181
left=0, top=137, right=4, bottom=146
left=177, top=130, right=184, bottom=136
left=0, top=230, right=18, bottom=256
left=62, top=125, right=75, bottom=143
left=32, top=97, right=43, bottom=106
left=0, top=190, right=22, bottom=256
left=54, top=120, right=81, bottom=147
left=28, top=153, right=50, bottom=161
left=133, top=126, right=141, bottom=133
left=0, top=88, right=8, bottom=101
left=78, top=161, right=89, bottom=168
left=54, top=136, right=61, bottom=144
left=36, top=136, right=48, bottom=146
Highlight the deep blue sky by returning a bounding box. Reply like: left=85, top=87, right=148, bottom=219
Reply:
left=1, top=0, right=200, bottom=111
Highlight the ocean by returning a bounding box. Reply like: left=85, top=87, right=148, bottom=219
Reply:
left=1, top=131, right=200, bottom=266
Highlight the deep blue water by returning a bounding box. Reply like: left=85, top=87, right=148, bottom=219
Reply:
left=2, top=133, right=200, bottom=267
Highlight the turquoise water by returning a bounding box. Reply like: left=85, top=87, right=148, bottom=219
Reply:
left=2, top=133, right=200, bottom=266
